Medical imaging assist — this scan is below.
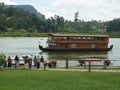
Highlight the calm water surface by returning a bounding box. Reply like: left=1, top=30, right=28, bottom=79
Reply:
left=0, top=37, right=120, bottom=66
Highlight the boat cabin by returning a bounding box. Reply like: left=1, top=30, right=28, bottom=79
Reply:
left=47, top=33, right=109, bottom=49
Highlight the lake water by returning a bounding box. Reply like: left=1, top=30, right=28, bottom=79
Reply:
left=0, top=37, right=120, bottom=66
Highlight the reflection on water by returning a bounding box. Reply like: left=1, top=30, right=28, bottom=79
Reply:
left=0, top=37, right=120, bottom=66
left=41, top=51, right=108, bottom=59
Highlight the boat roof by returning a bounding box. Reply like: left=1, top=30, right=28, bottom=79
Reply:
left=48, top=33, right=109, bottom=37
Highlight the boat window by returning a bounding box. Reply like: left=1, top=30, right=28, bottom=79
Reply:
left=102, top=43, right=106, bottom=46
left=94, top=37, right=97, bottom=40
left=64, top=37, right=67, bottom=39
left=73, top=37, right=77, bottom=40
left=67, top=37, right=69, bottom=39
left=72, top=44, right=76, bottom=48
left=97, top=37, right=100, bottom=41
left=61, top=37, right=64, bottom=40
left=57, top=37, right=61, bottom=39
left=83, top=37, right=86, bottom=39
left=91, top=37, right=94, bottom=40
left=55, top=37, right=57, bottom=39
left=78, top=37, right=81, bottom=39
left=101, top=37, right=104, bottom=41
left=87, top=37, right=91, bottom=39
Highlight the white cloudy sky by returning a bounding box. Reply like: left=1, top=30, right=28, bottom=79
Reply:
left=0, top=0, right=120, bottom=21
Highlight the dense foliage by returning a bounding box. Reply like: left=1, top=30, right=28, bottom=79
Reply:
left=0, top=3, right=45, bottom=33
left=0, top=3, right=120, bottom=35
left=0, top=53, right=6, bottom=66
left=107, top=18, right=120, bottom=32
left=0, top=3, right=65, bottom=34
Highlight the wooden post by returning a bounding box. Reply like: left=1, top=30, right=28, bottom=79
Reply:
left=66, top=60, right=69, bottom=69
left=103, top=60, right=106, bottom=69
left=88, top=62, right=91, bottom=72
left=44, top=63, right=46, bottom=70
left=44, top=61, right=47, bottom=70
left=84, top=61, right=86, bottom=69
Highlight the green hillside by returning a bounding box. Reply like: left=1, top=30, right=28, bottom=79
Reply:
left=5, top=5, right=44, bottom=19
left=0, top=3, right=120, bottom=37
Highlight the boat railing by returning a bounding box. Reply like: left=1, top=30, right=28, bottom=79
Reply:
left=47, top=40, right=108, bottom=43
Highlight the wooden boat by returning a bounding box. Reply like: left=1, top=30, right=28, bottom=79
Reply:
left=39, top=33, right=113, bottom=52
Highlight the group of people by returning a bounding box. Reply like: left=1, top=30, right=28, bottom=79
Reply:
left=33, top=55, right=45, bottom=69
left=22, top=55, right=33, bottom=69
left=6, top=55, right=19, bottom=68
left=5, top=55, right=57, bottom=69
left=6, top=55, right=45, bottom=69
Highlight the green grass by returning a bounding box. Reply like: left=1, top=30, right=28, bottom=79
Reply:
left=0, top=69, right=120, bottom=90
left=0, top=32, right=48, bottom=37
left=1, top=31, right=120, bottom=38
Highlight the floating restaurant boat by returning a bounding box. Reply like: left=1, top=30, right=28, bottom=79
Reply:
left=39, top=33, right=113, bottom=52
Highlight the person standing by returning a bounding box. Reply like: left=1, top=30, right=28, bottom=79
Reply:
left=36, top=56, right=40, bottom=69
left=40, top=56, right=45, bottom=69
left=23, top=56, right=28, bottom=69
left=40, top=56, right=44, bottom=63
left=33, top=56, right=37, bottom=67
left=28, top=57, right=32, bottom=69
left=14, top=55, right=19, bottom=68
left=7, top=56, right=12, bottom=68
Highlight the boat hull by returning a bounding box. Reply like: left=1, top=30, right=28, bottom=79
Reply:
left=39, top=45, right=113, bottom=52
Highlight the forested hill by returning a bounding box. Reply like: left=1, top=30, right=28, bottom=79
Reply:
left=5, top=5, right=44, bottom=19
left=0, top=3, right=65, bottom=34
left=0, top=3, right=120, bottom=37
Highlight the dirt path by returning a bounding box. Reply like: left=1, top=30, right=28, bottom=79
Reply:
left=47, top=68, right=120, bottom=72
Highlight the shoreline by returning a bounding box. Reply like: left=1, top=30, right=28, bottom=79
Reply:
left=1, top=65, right=120, bottom=72
left=0, top=32, right=120, bottom=38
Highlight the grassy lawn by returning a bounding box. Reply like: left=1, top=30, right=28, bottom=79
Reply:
left=0, top=69, right=120, bottom=90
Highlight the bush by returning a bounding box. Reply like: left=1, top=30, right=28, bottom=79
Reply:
left=0, top=53, right=6, bottom=67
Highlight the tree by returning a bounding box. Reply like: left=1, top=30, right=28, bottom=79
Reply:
left=60, top=17, right=64, bottom=33
left=46, top=18, right=52, bottom=32
left=107, top=18, right=120, bottom=32
left=0, top=53, right=6, bottom=67
left=0, top=14, right=7, bottom=32
left=74, top=11, right=79, bottom=22
left=0, top=2, right=5, bottom=14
